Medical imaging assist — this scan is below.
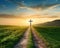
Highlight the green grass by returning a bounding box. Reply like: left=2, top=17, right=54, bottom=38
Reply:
left=27, top=31, right=35, bottom=48
left=34, top=26, right=60, bottom=48
left=0, top=25, right=28, bottom=48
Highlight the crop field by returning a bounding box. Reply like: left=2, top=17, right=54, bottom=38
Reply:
left=0, top=25, right=28, bottom=48
left=34, top=26, right=60, bottom=48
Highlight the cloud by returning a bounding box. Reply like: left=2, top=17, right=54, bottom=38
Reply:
left=0, top=12, right=60, bottom=18
left=16, top=4, right=60, bottom=17
left=17, top=6, right=42, bottom=12
left=5, top=0, right=59, bottom=9
left=2, top=0, right=60, bottom=11
left=16, top=3, right=60, bottom=18
left=16, top=2, right=60, bottom=13
left=0, top=0, right=60, bottom=18
left=37, top=4, right=60, bottom=16
left=0, top=14, right=17, bottom=18
left=47, top=4, right=60, bottom=10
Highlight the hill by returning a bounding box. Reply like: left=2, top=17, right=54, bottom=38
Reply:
left=36, top=20, right=60, bottom=26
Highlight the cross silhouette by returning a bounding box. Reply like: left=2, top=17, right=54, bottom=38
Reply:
left=29, top=19, right=33, bottom=27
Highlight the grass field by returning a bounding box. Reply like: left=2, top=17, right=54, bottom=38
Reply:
left=0, top=25, right=28, bottom=48
left=34, top=26, right=60, bottom=48
left=0, top=25, right=60, bottom=48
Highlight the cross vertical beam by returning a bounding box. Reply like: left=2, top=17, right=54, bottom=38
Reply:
left=29, top=19, right=33, bottom=31
left=29, top=19, right=32, bottom=27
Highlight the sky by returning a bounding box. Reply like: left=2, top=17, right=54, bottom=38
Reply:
left=0, top=0, right=60, bottom=15
left=0, top=0, right=60, bottom=26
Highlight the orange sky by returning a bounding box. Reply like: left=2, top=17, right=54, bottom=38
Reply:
left=0, top=17, right=60, bottom=26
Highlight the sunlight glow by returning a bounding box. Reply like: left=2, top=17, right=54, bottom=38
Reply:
left=0, top=17, right=60, bottom=26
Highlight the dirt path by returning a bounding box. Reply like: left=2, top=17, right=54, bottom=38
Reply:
left=14, top=27, right=47, bottom=48
left=14, top=28, right=30, bottom=48
left=32, top=27, right=47, bottom=48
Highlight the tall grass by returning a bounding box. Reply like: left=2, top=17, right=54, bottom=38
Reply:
left=34, top=26, right=60, bottom=48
